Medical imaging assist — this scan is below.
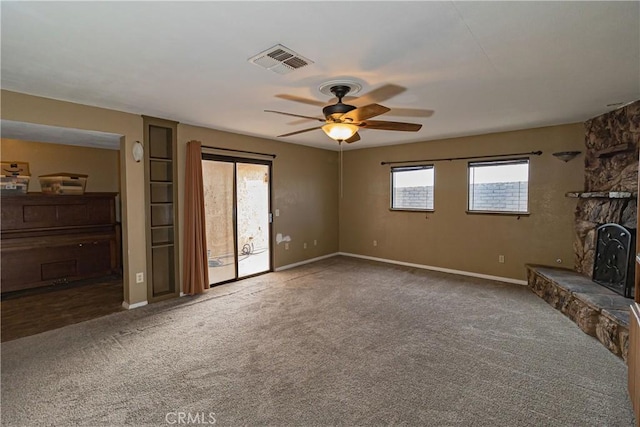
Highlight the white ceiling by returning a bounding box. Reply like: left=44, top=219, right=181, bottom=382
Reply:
left=1, top=1, right=639, bottom=151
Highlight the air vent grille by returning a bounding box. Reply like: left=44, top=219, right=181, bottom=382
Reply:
left=249, top=44, right=313, bottom=75
left=268, top=49, right=293, bottom=61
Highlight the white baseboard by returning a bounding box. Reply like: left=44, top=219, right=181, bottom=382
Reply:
left=122, top=300, right=148, bottom=310
left=275, top=252, right=340, bottom=272
left=338, top=252, right=528, bottom=286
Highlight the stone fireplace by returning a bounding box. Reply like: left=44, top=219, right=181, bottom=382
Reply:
left=571, top=100, right=640, bottom=286
left=526, top=100, right=639, bottom=360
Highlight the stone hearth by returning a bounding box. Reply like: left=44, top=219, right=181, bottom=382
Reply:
left=527, top=265, right=630, bottom=360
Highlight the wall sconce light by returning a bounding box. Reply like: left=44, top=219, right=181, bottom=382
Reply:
left=132, top=140, right=144, bottom=162
left=552, top=151, right=581, bottom=162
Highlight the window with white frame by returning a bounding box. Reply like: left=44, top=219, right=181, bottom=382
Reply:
left=468, top=159, right=529, bottom=213
left=391, top=165, right=434, bottom=211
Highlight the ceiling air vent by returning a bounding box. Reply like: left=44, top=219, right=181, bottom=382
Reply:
left=249, top=44, right=313, bottom=75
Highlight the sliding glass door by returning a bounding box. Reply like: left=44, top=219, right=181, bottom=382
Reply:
left=202, top=156, right=271, bottom=286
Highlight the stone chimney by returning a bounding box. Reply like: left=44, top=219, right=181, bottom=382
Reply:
left=572, top=100, right=640, bottom=275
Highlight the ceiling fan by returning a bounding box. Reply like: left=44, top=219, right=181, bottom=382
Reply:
left=265, top=83, right=432, bottom=144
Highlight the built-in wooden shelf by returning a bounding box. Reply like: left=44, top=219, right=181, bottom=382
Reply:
left=144, top=116, right=179, bottom=302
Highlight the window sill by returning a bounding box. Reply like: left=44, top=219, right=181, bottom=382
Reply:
left=465, top=210, right=530, bottom=217
left=390, top=208, right=435, bottom=213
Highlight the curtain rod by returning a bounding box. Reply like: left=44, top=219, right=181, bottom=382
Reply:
left=201, top=145, right=277, bottom=158
left=380, top=150, right=542, bottom=166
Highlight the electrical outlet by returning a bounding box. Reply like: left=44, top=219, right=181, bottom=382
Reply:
left=136, top=272, right=144, bottom=283
left=285, top=242, right=289, bottom=250
left=373, top=240, right=378, bottom=247
left=304, top=242, right=307, bottom=249
left=498, top=255, right=505, bottom=263
left=314, top=240, right=317, bottom=246
left=275, top=209, right=280, bottom=217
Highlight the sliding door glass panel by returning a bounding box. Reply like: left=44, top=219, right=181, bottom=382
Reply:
left=202, top=160, right=236, bottom=285
left=237, top=163, right=270, bottom=278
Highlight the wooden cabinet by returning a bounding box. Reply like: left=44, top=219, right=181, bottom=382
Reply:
left=0, top=193, right=120, bottom=293
left=631, top=157, right=640, bottom=426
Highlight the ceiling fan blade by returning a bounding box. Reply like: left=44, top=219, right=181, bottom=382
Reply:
left=361, top=120, right=422, bottom=132
left=277, top=126, right=323, bottom=137
left=265, top=110, right=325, bottom=122
left=341, top=104, right=391, bottom=122
left=275, top=94, right=325, bottom=107
left=384, top=108, right=434, bottom=118
left=351, top=84, right=406, bottom=107
left=345, top=133, right=361, bottom=144
left=288, top=118, right=316, bottom=126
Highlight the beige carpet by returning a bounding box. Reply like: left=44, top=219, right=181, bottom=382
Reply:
left=1, top=256, right=635, bottom=426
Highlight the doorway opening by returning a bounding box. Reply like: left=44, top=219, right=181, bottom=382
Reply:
left=0, top=123, right=124, bottom=340
left=202, top=155, right=272, bottom=286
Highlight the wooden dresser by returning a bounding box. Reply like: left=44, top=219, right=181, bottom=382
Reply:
left=1, top=192, right=120, bottom=293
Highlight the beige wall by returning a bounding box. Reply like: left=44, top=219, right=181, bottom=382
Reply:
left=339, top=124, right=585, bottom=281
left=178, top=124, right=339, bottom=272
left=0, top=139, right=120, bottom=193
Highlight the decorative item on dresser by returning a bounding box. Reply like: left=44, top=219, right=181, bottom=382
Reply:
left=0, top=192, right=121, bottom=293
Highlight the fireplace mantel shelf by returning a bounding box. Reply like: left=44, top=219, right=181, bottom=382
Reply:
left=565, top=191, right=637, bottom=199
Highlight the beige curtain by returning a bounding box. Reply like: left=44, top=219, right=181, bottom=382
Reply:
left=183, top=140, right=209, bottom=294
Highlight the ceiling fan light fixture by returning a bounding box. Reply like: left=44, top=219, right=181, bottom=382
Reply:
left=322, top=123, right=358, bottom=141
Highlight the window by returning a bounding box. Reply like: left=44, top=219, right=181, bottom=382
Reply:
left=391, top=165, right=434, bottom=211
left=468, top=159, right=529, bottom=213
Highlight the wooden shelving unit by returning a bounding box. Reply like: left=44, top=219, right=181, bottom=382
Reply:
left=143, top=116, right=179, bottom=302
